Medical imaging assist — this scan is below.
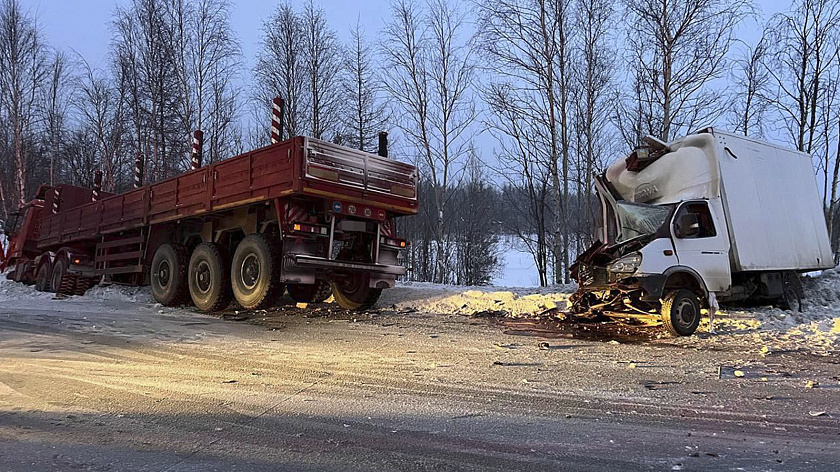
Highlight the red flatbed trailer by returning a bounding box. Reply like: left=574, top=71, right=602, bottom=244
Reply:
left=2, top=135, right=417, bottom=311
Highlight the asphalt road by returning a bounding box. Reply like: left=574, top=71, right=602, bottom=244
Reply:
left=0, top=293, right=839, bottom=471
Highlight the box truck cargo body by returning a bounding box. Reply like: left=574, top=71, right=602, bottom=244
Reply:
left=570, top=129, right=833, bottom=336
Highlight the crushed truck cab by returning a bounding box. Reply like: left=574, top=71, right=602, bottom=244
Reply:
left=570, top=129, right=833, bottom=336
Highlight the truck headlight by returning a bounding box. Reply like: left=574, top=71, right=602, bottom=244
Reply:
left=607, top=253, right=642, bottom=274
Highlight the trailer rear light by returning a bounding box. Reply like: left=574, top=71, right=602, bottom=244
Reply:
left=73, top=258, right=81, bottom=264
left=390, top=184, right=415, bottom=198
left=291, top=222, right=328, bottom=235
left=308, top=165, right=339, bottom=181
left=380, top=236, right=408, bottom=248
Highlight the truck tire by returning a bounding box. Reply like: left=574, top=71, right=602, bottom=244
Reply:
left=50, top=256, right=68, bottom=293
left=661, top=289, right=701, bottom=336
left=189, top=243, right=231, bottom=312
left=151, top=243, right=189, bottom=306
left=35, top=259, right=52, bottom=292
left=230, top=233, right=282, bottom=310
left=782, top=272, right=803, bottom=312
left=288, top=280, right=331, bottom=303
left=332, top=276, right=381, bottom=311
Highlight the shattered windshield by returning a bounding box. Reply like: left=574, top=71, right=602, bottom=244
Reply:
left=614, top=201, right=673, bottom=243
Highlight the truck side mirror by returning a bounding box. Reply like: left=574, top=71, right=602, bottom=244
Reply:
left=676, top=213, right=700, bottom=238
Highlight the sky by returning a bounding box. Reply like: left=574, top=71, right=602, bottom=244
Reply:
left=27, top=0, right=792, bottom=70
left=24, top=0, right=796, bottom=158
left=27, top=0, right=392, bottom=72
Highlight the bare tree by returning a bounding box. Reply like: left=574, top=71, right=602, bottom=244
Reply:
left=255, top=2, right=306, bottom=143
left=75, top=62, right=126, bottom=192
left=764, top=0, right=840, bottom=154
left=483, top=83, right=552, bottom=285
left=112, top=0, right=186, bottom=182
left=301, top=0, right=341, bottom=140
left=0, top=0, right=46, bottom=210
left=572, top=0, right=615, bottom=248
left=44, top=50, right=72, bottom=186
left=382, top=0, right=476, bottom=283
left=620, top=0, right=753, bottom=142
left=477, top=0, right=574, bottom=284
left=342, top=20, right=388, bottom=151
left=728, top=38, right=772, bottom=137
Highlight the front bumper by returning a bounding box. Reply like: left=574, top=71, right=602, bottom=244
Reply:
left=577, top=264, right=666, bottom=301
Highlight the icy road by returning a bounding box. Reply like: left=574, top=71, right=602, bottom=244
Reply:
left=0, top=277, right=839, bottom=471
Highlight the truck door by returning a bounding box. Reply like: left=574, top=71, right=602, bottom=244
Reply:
left=671, top=201, right=731, bottom=292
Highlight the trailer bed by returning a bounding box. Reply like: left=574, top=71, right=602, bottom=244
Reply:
left=37, top=137, right=418, bottom=248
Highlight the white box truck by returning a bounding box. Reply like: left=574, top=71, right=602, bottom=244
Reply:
left=569, top=128, right=834, bottom=336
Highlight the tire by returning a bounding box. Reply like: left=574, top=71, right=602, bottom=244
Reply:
left=35, top=259, right=52, bottom=292
left=188, top=243, right=231, bottom=312
left=230, top=233, right=282, bottom=310
left=332, top=275, right=382, bottom=311
left=50, top=256, right=68, bottom=293
left=782, top=272, right=803, bottom=312
left=150, top=243, right=189, bottom=306
left=661, top=289, right=702, bottom=336
left=288, top=280, right=331, bottom=303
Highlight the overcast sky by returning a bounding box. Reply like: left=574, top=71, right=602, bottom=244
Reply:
left=28, top=0, right=790, bottom=74
left=24, top=0, right=796, bottom=157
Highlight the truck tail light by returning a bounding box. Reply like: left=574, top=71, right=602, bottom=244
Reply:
left=380, top=236, right=408, bottom=248
left=390, top=184, right=415, bottom=198
left=291, top=222, right=328, bottom=235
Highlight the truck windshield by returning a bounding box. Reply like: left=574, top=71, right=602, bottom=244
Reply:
left=614, top=201, right=672, bottom=243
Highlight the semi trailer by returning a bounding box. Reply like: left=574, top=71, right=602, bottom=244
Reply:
left=570, top=128, right=834, bottom=336
left=1, top=100, right=418, bottom=311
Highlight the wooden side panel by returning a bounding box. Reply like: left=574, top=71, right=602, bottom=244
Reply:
left=212, top=154, right=251, bottom=207
left=61, top=207, right=82, bottom=241
left=38, top=213, right=61, bottom=246
left=252, top=143, right=295, bottom=200
left=149, top=179, right=178, bottom=221
left=121, top=188, right=146, bottom=228
left=99, top=194, right=126, bottom=233
left=176, top=169, right=208, bottom=217
left=78, top=202, right=102, bottom=239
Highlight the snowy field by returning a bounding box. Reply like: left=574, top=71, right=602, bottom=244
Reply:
left=2, top=267, right=840, bottom=354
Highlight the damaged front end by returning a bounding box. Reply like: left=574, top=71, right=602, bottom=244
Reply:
left=568, top=169, right=675, bottom=322
left=569, top=237, right=664, bottom=321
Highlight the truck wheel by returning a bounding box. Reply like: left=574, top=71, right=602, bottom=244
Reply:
left=50, top=256, right=68, bottom=293
left=189, top=243, right=231, bottom=312
left=231, top=233, right=282, bottom=310
left=660, top=289, right=701, bottom=336
left=151, top=243, right=189, bottom=306
left=288, top=280, right=332, bottom=303
left=782, top=273, right=803, bottom=312
left=35, top=260, right=52, bottom=292
left=332, top=276, right=381, bottom=311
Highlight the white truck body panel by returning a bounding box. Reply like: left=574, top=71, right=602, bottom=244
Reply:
left=605, top=131, right=833, bottom=274
left=714, top=132, right=833, bottom=272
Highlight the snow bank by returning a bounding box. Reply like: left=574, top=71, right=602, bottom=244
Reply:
left=84, top=283, right=155, bottom=304
left=382, top=281, right=576, bottom=317
left=0, top=274, right=53, bottom=302
left=690, top=270, right=840, bottom=354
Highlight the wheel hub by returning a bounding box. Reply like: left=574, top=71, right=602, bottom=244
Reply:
left=240, top=253, right=260, bottom=290
left=675, top=299, right=695, bottom=328
left=195, top=260, right=212, bottom=293
left=158, top=261, right=170, bottom=287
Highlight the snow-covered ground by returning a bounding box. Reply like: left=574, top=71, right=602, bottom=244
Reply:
left=3, top=268, right=840, bottom=354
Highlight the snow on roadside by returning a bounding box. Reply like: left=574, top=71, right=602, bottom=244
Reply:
left=383, top=281, right=576, bottom=317
left=3, top=265, right=840, bottom=353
